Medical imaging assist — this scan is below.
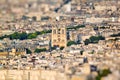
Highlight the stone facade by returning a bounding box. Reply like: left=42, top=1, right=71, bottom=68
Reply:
left=0, top=70, right=69, bottom=80
left=51, top=25, right=67, bottom=48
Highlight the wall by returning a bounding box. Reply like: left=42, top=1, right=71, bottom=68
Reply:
left=0, top=70, right=69, bottom=80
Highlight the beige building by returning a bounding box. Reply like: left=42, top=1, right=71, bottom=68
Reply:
left=0, top=70, right=69, bottom=80
left=94, top=5, right=117, bottom=11
left=86, top=17, right=109, bottom=24
left=0, top=29, right=2, bottom=36
left=51, top=24, right=67, bottom=48
left=0, top=48, right=26, bottom=57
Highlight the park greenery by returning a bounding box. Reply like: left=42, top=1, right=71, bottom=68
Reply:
left=67, top=25, right=85, bottom=30
left=84, top=36, right=105, bottom=45
left=67, top=39, right=81, bottom=46
left=67, top=41, right=77, bottom=46
left=80, top=50, right=84, bottom=55
left=0, top=25, right=85, bottom=40
left=110, top=33, right=120, bottom=37
left=60, top=47, right=64, bottom=50
left=96, top=69, right=111, bottom=80
left=0, top=30, right=52, bottom=40
left=51, top=47, right=56, bottom=50
left=67, top=36, right=105, bottom=46
left=34, top=48, right=47, bottom=53
left=26, top=48, right=32, bottom=54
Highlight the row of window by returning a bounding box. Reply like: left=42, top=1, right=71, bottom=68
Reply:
left=53, top=29, right=65, bottom=34
left=53, top=39, right=65, bottom=42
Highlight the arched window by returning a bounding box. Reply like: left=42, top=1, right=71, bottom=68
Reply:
left=58, top=38, right=60, bottom=41
left=62, top=29, right=64, bottom=34
left=54, top=40, right=56, bottom=42
left=53, top=29, right=56, bottom=34
left=62, top=40, right=64, bottom=42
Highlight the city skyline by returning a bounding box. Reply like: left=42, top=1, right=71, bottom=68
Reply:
left=0, top=0, right=120, bottom=80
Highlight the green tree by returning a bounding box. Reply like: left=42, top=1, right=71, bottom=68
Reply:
left=60, top=47, right=64, bottom=50
left=0, top=30, right=52, bottom=40
left=110, top=33, right=120, bottom=37
left=76, top=39, right=81, bottom=44
left=67, top=25, right=85, bottom=30
left=84, top=36, right=105, bottom=45
left=19, top=32, right=27, bottom=40
left=35, top=31, right=41, bottom=35
left=34, top=48, right=47, bottom=53
left=98, top=36, right=105, bottom=40
left=27, top=33, right=37, bottom=39
left=80, top=50, right=84, bottom=55
left=9, top=32, right=19, bottom=39
left=96, top=69, right=111, bottom=80
left=26, top=48, right=32, bottom=54
left=84, top=39, right=90, bottom=45
left=32, top=16, right=36, bottom=21
left=22, top=15, right=28, bottom=20
left=51, top=47, right=56, bottom=50
left=67, top=41, right=76, bottom=46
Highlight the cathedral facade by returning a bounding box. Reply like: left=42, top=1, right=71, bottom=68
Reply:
left=51, top=24, right=67, bottom=48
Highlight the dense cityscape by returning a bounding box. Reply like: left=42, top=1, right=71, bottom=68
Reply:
left=0, top=0, right=120, bottom=80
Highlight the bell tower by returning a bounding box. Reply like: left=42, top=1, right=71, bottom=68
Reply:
left=51, top=23, right=67, bottom=48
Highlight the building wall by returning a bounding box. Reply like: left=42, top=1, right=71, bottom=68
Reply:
left=26, top=12, right=42, bottom=21
left=118, top=18, right=120, bottom=22
left=0, top=52, right=8, bottom=57
left=86, top=17, right=108, bottom=24
left=0, top=70, right=69, bottom=80
left=95, top=5, right=117, bottom=11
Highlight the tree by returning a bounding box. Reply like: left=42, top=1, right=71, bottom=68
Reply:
left=84, top=36, right=105, bottom=45
left=19, top=32, right=27, bottom=40
left=0, top=30, right=52, bottom=40
left=80, top=50, right=84, bottom=55
left=32, top=16, right=36, bottom=21
left=76, top=39, right=81, bottom=44
left=27, top=33, right=37, bottom=39
left=96, top=69, right=111, bottom=80
left=34, top=48, right=47, bottom=53
left=60, top=47, right=64, bottom=50
left=84, top=39, right=90, bottom=45
left=9, top=32, right=20, bottom=39
left=35, top=31, right=41, bottom=35
left=67, top=41, right=76, bottom=46
left=98, top=36, right=105, bottom=40
left=51, top=47, right=56, bottom=50
left=67, top=25, right=85, bottom=30
left=22, top=15, right=28, bottom=20
left=26, top=48, right=32, bottom=54
left=110, top=33, right=120, bottom=37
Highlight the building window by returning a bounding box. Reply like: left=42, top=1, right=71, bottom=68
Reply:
left=58, top=29, right=61, bottom=34
left=58, top=31, right=60, bottom=34
left=54, top=40, right=56, bottom=42
left=58, top=38, right=60, bottom=41
left=53, top=30, right=56, bottom=34
left=62, top=29, right=64, bottom=34
left=58, top=35, right=60, bottom=37
left=62, top=40, right=64, bottom=42
left=58, top=29, right=61, bottom=31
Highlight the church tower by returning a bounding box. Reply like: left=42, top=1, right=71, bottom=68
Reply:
left=51, top=23, right=67, bottom=48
